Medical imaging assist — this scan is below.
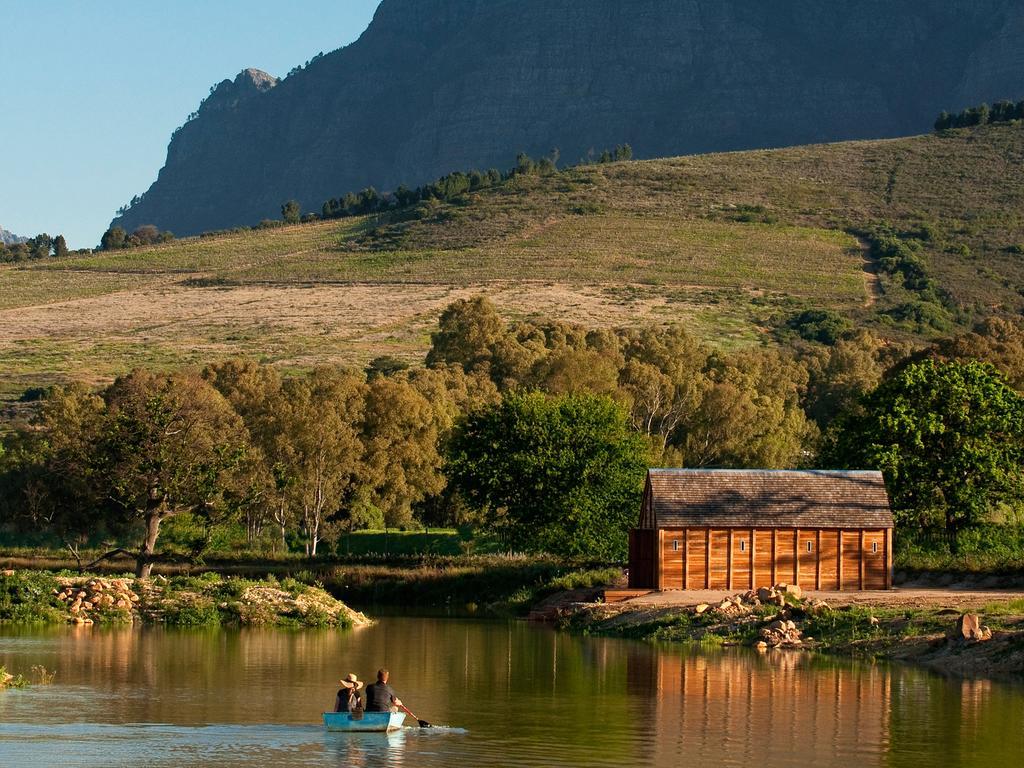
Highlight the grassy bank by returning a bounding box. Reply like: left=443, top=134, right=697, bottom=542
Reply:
left=0, top=556, right=623, bottom=622
left=318, top=556, right=622, bottom=615
left=0, top=570, right=367, bottom=629
left=563, top=591, right=1024, bottom=678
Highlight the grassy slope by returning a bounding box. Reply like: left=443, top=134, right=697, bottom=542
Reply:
left=1, top=125, right=1022, bottom=398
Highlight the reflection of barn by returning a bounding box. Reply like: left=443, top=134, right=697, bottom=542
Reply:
left=626, top=649, right=893, bottom=764
left=628, top=469, right=894, bottom=591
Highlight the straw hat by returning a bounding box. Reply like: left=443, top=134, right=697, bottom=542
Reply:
left=340, top=673, right=363, bottom=690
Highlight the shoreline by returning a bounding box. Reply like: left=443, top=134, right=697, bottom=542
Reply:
left=549, top=585, right=1024, bottom=680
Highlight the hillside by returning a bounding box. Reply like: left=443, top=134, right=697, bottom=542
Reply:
left=1, top=125, right=1023, bottom=400
left=111, top=0, right=1024, bottom=236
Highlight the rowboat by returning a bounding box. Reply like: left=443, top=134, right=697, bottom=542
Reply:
left=322, top=710, right=407, bottom=732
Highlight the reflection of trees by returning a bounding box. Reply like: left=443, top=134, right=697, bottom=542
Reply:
left=887, top=673, right=1024, bottom=767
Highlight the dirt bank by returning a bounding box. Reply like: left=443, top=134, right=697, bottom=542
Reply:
left=555, top=586, right=1024, bottom=680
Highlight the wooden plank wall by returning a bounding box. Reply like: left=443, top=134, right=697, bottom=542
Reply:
left=655, top=527, right=892, bottom=591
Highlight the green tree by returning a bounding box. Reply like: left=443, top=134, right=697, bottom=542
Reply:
left=0, top=384, right=105, bottom=567
left=281, top=200, right=301, bottom=224
left=679, top=349, right=817, bottom=468
left=53, top=235, right=68, bottom=259
left=447, top=392, right=648, bottom=559
left=202, top=359, right=284, bottom=546
left=100, top=226, right=127, bottom=251
left=825, top=360, right=1024, bottom=548
left=426, top=296, right=509, bottom=375
left=360, top=376, right=445, bottom=529
left=267, top=368, right=365, bottom=556
left=88, top=370, right=251, bottom=577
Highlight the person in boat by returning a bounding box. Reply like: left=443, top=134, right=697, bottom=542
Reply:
left=363, top=668, right=403, bottom=713
left=334, top=673, right=364, bottom=713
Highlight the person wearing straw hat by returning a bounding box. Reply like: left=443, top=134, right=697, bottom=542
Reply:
left=334, top=673, right=364, bottom=713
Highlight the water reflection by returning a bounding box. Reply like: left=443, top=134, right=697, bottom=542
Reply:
left=0, top=618, right=1021, bottom=767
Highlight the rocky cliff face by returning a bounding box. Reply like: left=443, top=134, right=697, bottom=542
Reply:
left=0, top=227, right=27, bottom=246
left=113, top=0, right=1024, bottom=236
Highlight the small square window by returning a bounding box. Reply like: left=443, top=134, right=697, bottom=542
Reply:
left=806, top=541, right=813, bottom=552
left=738, top=540, right=746, bottom=553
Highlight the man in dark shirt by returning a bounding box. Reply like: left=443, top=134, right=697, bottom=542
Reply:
left=363, top=668, right=403, bottom=712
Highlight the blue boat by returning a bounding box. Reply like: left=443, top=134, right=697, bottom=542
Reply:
left=322, top=711, right=407, bottom=732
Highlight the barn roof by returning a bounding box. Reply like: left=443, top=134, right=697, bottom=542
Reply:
left=643, top=469, right=893, bottom=529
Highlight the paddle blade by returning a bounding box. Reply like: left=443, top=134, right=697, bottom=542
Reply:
left=418, top=719, right=432, bottom=728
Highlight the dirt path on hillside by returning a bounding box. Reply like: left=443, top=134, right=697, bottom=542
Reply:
left=859, top=238, right=882, bottom=307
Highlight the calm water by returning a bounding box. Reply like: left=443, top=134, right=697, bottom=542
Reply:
left=0, top=616, right=1022, bottom=767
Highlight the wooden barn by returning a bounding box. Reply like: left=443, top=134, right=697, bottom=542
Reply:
left=628, top=469, right=894, bottom=591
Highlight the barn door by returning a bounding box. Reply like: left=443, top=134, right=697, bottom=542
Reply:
left=628, top=529, right=656, bottom=589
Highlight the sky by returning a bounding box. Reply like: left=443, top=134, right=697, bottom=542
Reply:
left=1, top=0, right=382, bottom=248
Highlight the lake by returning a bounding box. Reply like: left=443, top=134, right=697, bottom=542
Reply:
left=1, top=615, right=1022, bottom=767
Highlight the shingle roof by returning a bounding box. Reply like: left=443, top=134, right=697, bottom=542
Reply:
left=644, top=469, right=893, bottom=529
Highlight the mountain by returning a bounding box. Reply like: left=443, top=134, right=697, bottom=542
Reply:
left=111, top=0, right=1024, bottom=237
left=0, top=227, right=27, bottom=246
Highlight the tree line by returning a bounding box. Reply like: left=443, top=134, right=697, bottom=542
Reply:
left=934, top=100, right=1024, bottom=131
left=0, top=233, right=74, bottom=263
left=99, top=225, right=175, bottom=251
left=3, top=297, right=1024, bottom=573
left=318, top=145, right=634, bottom=222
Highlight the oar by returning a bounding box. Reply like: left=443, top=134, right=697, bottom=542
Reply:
left=399, top=703, right=432, bottom=728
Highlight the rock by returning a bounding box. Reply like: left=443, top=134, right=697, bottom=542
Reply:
left=754, top=641, right=768, bottom=651
left=980, top=625, right=993, bottom=641
left=694, top=603, right=710, bottom=615
left=869, top=616, right=879, bottom=626
left=783, top=584, right=802, bottom=599
left=769, top=620, right=785, bottom=631
left=82, top=601, right=93, bottom=610
left=757, top=587, right=775, bottom=602
left=1, top=569, right=14, bottom=577
left=784, top=620, right=796, bottom=631
left=953, top=613, right=983, bottom=641
left=717, top=600, right=732, bottom=611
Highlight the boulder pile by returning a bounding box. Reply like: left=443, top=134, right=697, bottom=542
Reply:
left=54, top=578, right=139, bottom=625
left=697, top=583, right=811, bottom=618
left=756, top=619, right=803, bottom=649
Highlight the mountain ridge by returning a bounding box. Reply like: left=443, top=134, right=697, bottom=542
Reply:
left=112, top=0, right=1024, bottom=237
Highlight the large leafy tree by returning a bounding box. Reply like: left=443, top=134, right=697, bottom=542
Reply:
left=95, top=370, right=251, bottom=577
left=447, top=391, right=648, bottom=559
left=266, top=368, right=365, bottom=556
left=825, top=360, right=1024, bottom=547
left=0, top=384, right=105, bottom=567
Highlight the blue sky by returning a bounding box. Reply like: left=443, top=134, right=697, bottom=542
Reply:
left=1, top=1, right=382, bottom=247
